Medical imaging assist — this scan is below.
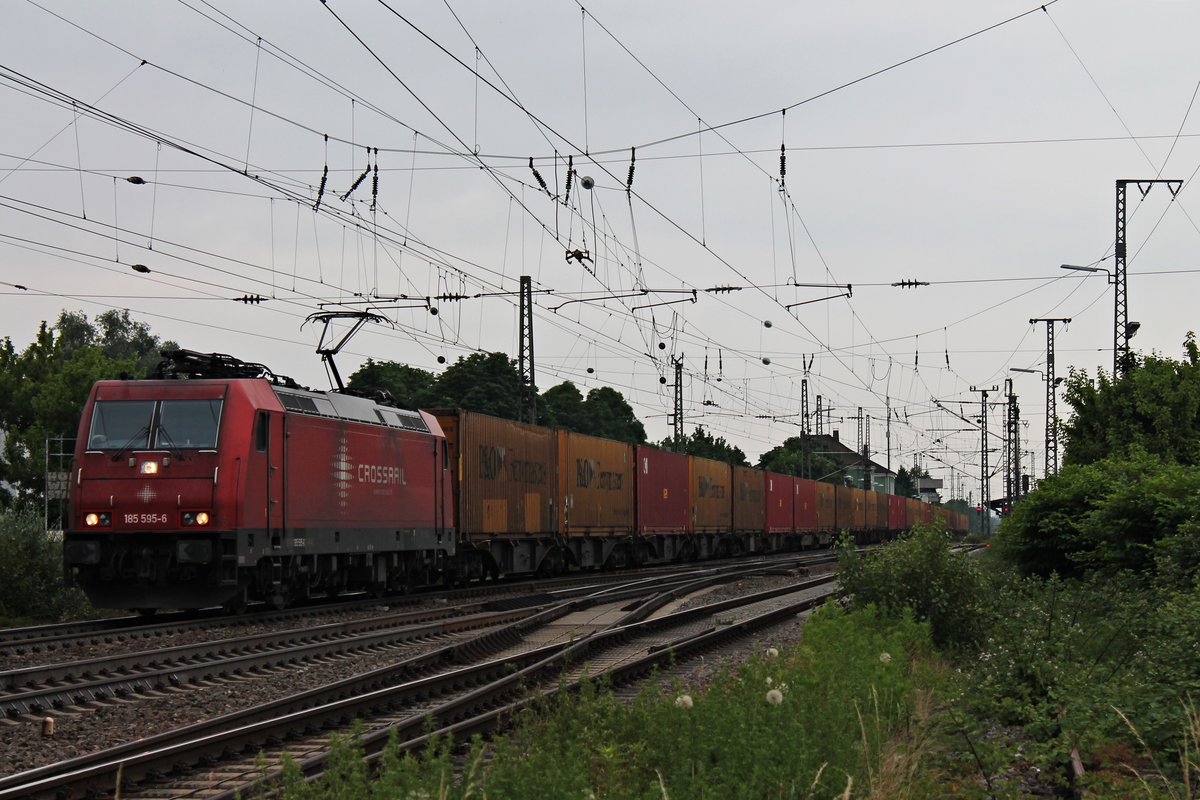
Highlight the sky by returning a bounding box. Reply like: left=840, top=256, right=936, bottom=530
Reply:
left=2, top=0, right=1199, bottom=505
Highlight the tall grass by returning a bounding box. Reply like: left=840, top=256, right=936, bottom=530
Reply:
left=264, top=604, right=938, bottom=799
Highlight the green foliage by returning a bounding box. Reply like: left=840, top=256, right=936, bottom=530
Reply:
left=996, top=451, right=1200, bottom=580
left=265, top=606, right=934, bottom=799
left=0, top=311, right=171, bottom=505
left=579, top=385, right=647, bottom=443
left=1062, top=333, right=1200, bottom=467
left=661, top=424, right=749, bottom=466
left=0, top=507, right=92, bottom=623
left=944, top=567, right=1200, bottom=784
left=345, top=359, right=436, bottom=410
left=429, top=352, right=523, bottom=418
left=894, top=463, right=930, bottom=498
left=837, top=524, right=986, bottom=648
left=536, top=380, right=585, bottom=430
left=349, top=359, right=646, bottom=441
left=757, top=435, right=841, bottom=483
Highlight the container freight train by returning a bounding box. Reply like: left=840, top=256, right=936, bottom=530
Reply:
left=63, top=351, right=967, bottom=612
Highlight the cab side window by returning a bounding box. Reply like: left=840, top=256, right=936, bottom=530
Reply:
left=256, top=412, right=269, bottom=452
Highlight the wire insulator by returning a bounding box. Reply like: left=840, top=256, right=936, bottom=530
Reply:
left=563, top=155, right=574, bottom=206
left=314, top=164, right=329, bottom=211
left=370, top=149, right=380, bottom=211
left=529, top=157, right=549, bottom=194
left=341, top=165, right=370, bottom=202
left=626, top=147, right=636, bottom=191
left=779, top=144, right=786, bottom=181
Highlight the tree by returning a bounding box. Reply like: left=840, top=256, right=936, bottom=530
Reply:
left=347, top=359, right=437, bottom=410
left=580, top=386, right=647, bottom=444
left=662, top=426, right=748, bottom=466
left=429, top=352, right=523, bottom=419
left=1061, top=333, right=1200, bottom=467
left=998, top=335, right=1200, bottom=582
left=538, top=381, right=586, bottom=431
left=756, top=436, right=840, bottom=483
left=894, top=463, right=930, bottom=498
left=0, top=311, right=172, bottom=506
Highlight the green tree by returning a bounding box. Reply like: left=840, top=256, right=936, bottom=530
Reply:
left=0, top=311, right=171, bottom=507
left=756, top=436, right=840, bottom=483
left=580, top=386, right=647, bottom=444
left=430, top=352, right=523, bottom=419
left=893, top=463, right=929, bottom=498
left=1062, top=333, right=1200, bottom=467
left=346, top=359, right=437, bottom=410
left=538, top=381, right=587, bottom=430
left=662, top=426, right=748, bottom=466
left=997, top=450, right=1200, bottom=580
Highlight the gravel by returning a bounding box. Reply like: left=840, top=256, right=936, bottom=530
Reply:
left=0, top=568, right=833, bottom=779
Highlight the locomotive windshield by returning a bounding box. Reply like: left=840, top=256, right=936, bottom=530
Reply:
left=87, top=399, right=223, bottom=451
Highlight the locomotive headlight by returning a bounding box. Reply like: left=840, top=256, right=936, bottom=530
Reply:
left=140, top=461, right=159, bottom=475
left=84, top=512, right=111, bottom=527
left=182, top=511, right=212, bottom=526
left=195, top=511, right=210, bottom=526
left=85, top=513, right=99, bottom=526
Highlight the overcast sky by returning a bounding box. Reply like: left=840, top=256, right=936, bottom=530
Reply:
left=2, top=0, right=1198, bottom=502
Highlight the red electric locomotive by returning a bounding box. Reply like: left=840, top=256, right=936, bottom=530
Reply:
left=64, top=351, right=454, bottom=612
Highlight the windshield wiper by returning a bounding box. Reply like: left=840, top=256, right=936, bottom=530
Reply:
left=154, top=424, right=190, bottom=462
left=109, top=425, right=151, bottom=462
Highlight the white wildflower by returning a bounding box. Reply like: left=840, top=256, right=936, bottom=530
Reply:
left=766, top=676, right=773, bottom=686
left=766, top=689, right=784, bottom=706
left=675, top=694, right=693, bottom=709
left=879, top=651, right=892, bottom=664
left=766, top=647, right=780, bottom=658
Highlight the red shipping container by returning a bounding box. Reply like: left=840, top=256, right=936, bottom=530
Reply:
left=764, top=472, right=793, bottom=533
left=634, top=445, right=689, bottom=533
left=887, top=495, right=907, bottom=532
left=732, top=465, right=766, bottom=532
left=794, top=478, right=818, bottom=532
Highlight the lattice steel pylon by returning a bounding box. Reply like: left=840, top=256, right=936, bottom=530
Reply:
left=672, top=357, right=684, bottom=448
left=1006, top=379, right=1021, bottom=508
left=518, top=276, right=536, bottom=424
left=1030, top=317, right=1070, bottom=476
left=1115, top=179, right=1181, bottom=376
left=970, top=385, right=998, bottom=535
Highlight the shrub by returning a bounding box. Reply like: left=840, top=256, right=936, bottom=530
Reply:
left=0, top=506, right=92, bottom=622
left=838, top=524, right=986, bottom=649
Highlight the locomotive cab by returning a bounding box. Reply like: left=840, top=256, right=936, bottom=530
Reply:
left=65, top=379, right=265, bottom=610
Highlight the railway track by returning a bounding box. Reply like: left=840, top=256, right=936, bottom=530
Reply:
left=0, top=552, right=836, bottom=660
left=0, top=559, right=834, bottom=799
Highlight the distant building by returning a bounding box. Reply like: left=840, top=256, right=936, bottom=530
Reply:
left=808, top=430, right=896, bottom=494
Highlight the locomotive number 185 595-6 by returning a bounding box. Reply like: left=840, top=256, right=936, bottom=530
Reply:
left=124, top=513, right=169, bottom=525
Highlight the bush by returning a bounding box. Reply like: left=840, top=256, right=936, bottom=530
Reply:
left=996, top=451, right=1200, bottom=581
left=0, top=506, right=92, bottom=622
left=838, top=524, right=986, bottom=649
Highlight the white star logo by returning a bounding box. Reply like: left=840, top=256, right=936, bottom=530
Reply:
left=137, top=485, right=156, bottom=503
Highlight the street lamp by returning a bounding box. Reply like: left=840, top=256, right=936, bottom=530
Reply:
left=1012, top=368, right=1065, bottom=478
left=1060, top=263, right=1115, bottom=283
